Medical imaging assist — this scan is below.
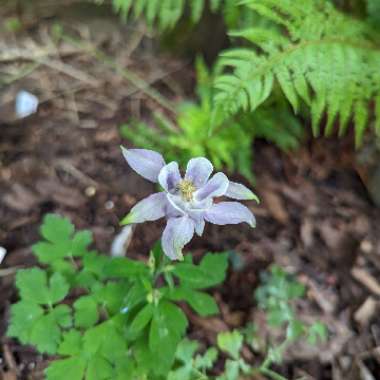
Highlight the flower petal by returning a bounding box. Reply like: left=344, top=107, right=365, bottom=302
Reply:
left=195, top=172, right=229, bottom=201
left=225, top=181, right=260, bottom=202
left=166, top=193, right=187, bottom=215
left=204, top=202, right=256, bottom=227
left=121, top=147, right=165, bottom=182
left=158, top=162, right=182, bottom=192
left=194, top=219, right=205, bottom=236
left=162, top=216, right=195, bottom=260
left=166, top=199, right=184, bottom=219
left=185, top=157, right=213, bottom=188
left=121, top=192, right=168, bottom=225
left=186, top=210, right=206, bottom=236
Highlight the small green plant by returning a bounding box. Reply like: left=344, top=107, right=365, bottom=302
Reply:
left=170, top=265, right=328, bottom=380
left=168, top=339, right=218, bottom=379
left=254, top=265, right=328, bottom=378
left=121, top=58, right=302, bottom=183
left=7, top=216, right=328, bottom=380
left=8, top=151, right=328, bottom=380
left=8, top=214, right=229, bottom=379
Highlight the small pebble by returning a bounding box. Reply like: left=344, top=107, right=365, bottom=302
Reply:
left=360, top=239, right=373, bottom=254
left=15, top=90, right=39, bottom=118
left=105, top=200, right=114, bottom=210
left=85, top=186, right=96, bottom=197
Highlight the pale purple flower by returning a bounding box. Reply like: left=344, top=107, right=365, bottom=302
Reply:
left=121, top=147, right=258, bottom=260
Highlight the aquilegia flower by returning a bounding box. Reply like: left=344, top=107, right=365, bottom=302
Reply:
left=121, top=147, right=258, bottom=260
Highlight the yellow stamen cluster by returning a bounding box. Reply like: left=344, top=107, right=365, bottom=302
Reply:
left=178, top=180, right=196, bottom=202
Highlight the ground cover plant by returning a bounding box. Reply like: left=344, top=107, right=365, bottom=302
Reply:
left=7, top=150, right=327, bottom=379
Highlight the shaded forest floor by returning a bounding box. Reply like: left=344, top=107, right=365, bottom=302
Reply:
left=1, top=2, right=380, bottom=379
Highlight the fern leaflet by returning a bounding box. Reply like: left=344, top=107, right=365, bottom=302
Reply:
left=214, top=0, right=380, bottom=144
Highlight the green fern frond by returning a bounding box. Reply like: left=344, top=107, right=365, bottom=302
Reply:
left=111, top=0, right=232, bottom=30
left=214, top=0, right=380, bottom=144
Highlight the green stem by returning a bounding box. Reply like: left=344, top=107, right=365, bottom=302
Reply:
left=191, top=367, right=208, bottom=380
left=68, top=252, right=79, bottom=270
left=260, top=367, right=288, bottom=380
left=256, top=340, right=289, bottom=380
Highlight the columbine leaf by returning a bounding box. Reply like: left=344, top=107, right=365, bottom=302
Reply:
left=129, top=304, right=154, bottom=334
left=16, top=269, right=69, bottom=306
left=86, top=356, right=114, bottom=380
left=134, top=336, right=170, bottom=376
left=286, top=319, right=305, bottom=341
left=81, top=253, right=109, bottom=279
left=29, top=313, right=62, bottom=354
left=58, top=330, right=83, bottom=356
left=51, top=322, right=128, bottom=380
left=159, top=302, right=188, bottom=338
left=41, top=214, right=74, bottom=243
left=93, top=282, right=130, bottom=315
left=286, top=280, right=305, bottom=299
left=148, top=316, right=178, bottom=375
left=217, top=330, right=243, bottom=360
left=52, top=304, right=72, bottom=328
left=168, top=366, right=193, bottom=380
left=223, top=359, right=240, bottom=380
left=267, top=346, right=283, bottom=364
left=307, top=321, right=328, bottom=345
left=7, top=301, right=44, bottom=343
left=124, top=280, right=148, bottom=311
left=10, top=270, right=71, bottom=355
left=104, top=257, right=149, bottom=277
left=45, top=357, right=86, bottom=380
left=194, top=347, right=218, bottom=371
left=169, top=288, right=219, bottom=316
left=147, top=301, right=188, bottom=375
left=33, top=241, right=72, bottom=265
left=16, top=268, right=50, bottom=305
left=74, top=296, right=99, bottom=328
left=49, top=273, right=70, bottom=304
left=71, top=231, right=93, bottom=256
left=267, top=308, right=291, bottom=327
left=176, top=339, right=199, bottom=362
left=83, top=318, right=127, bottom=362
left=33, top=214, right=93, bottom=265
left=172, top=252, right=228, bottom=289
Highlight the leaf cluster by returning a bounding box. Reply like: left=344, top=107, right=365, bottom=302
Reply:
left=165, top=263, right=331, bottom=380
left=255, top=265, right=328, bottom=346
left=8, top=214, right=229, bottom=380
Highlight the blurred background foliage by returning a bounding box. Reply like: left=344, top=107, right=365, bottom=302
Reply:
left=4, top=0, right=380, bottom=182
left=113, top=0, right=380, bottom=181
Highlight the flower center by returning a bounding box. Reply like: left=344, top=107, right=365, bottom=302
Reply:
left=178, top=180, right=196, bottom=202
